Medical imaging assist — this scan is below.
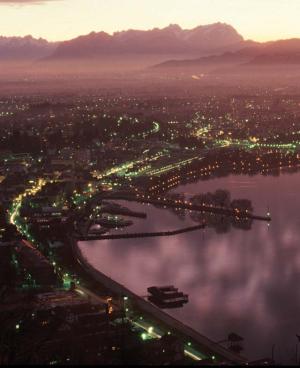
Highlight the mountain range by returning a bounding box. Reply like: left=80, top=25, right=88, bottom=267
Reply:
left=48, top=23, right=245, bottom=59
left=0, top=23, right=300, bottom=69
left=0, top=35, right=58, bottom=60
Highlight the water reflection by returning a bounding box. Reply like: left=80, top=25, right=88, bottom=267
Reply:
left=79, top=173, right=300, bottom=363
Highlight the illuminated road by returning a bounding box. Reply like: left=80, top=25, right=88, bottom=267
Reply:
left=145, top=156, right=203, bottom=177
left=129, top=318, right=205, bottom=361
left=215, top=138, right=300, bottom=152
left=9, top=178, right=48, bottom=242
left=194, top=121, right=300, bottom=153
left=92, top=152, right=165, bottom=181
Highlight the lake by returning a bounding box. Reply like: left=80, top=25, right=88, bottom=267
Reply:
left=79, top=172, right=300, bottom=363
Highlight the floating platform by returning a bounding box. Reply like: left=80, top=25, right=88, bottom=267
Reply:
left=147, top=286, right=189, bottom=309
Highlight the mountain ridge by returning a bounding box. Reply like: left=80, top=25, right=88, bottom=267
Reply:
left=153, top=38, right=300, bottom=69
left=47, top=23, right=245, bottom=60
left=0, top=35, right=59, bottom=60
left=1, top=25, right=300, bottom=66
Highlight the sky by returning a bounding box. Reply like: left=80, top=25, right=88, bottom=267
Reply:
left=0, top=0, right=299, bottom=42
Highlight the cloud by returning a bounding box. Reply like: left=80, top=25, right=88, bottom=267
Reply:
left=0, top=0, right=58, bottom=4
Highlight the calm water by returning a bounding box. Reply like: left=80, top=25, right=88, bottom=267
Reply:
left=79, top=172, right=300, bottom=363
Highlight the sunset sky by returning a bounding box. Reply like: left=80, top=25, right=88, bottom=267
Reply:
left=0, top=0, right=299, bottom=42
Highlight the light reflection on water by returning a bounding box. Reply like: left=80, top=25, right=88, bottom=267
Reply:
left=79, top=173, right=300, bottom=363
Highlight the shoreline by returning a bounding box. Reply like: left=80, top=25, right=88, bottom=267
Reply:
left=72, top=236, right=247, bottom=364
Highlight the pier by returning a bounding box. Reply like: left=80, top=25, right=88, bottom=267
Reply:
left=76, top=223, right=206, bottom=241
left=141, top=197, right=271, bottom=222
left=97, top=192, right=272, bottom=222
